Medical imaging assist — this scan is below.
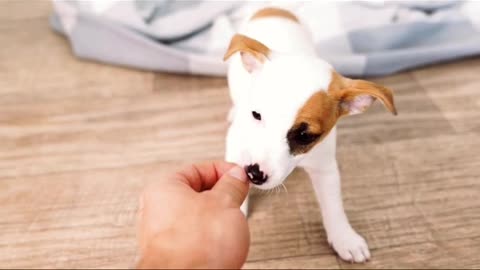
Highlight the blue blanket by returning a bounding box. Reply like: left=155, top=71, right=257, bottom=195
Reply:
left=50, top=0, right=480, bottom=77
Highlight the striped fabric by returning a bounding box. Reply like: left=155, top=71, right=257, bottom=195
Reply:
left=50, top=0, right=480, bottom=77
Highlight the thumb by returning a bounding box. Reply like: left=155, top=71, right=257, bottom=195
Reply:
left=212, top=166, right=249, bottom=207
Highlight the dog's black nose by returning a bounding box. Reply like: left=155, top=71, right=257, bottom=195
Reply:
left=245, top=164, right=268, bottom=185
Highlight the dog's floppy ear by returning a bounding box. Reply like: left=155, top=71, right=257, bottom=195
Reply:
left=329, top=72, right=397, bottom=116
left=223, top=34, right=271, bottom=73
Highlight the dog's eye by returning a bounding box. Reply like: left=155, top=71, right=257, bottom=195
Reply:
left=252, top=111, right=261, bottom=121
left=288, top=122, right=321, bottom=146
left=294, top=130, right=320, bottom=145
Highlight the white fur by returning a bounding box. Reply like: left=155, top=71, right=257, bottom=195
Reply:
left=225, top=15, right=370, bottom=262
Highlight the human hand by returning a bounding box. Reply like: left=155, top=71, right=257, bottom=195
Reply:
left=137, top=161, right=250, bottom=269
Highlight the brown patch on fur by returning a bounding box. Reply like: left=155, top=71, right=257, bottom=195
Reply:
left=328, top=71, right=348, bottom=93
left=288, top=91, right=339, bottom=155
left=295, top=92, right=338, bottom=135
left=288, top=71, right=397, bottom=155
left=223, top=34, right=270, bottom=62
left=251, top=7, right=299, bottom=23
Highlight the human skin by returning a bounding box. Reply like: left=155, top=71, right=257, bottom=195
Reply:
left=136, top=161, right=250, bottom=269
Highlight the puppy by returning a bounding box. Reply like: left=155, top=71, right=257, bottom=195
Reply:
left=223, top=7, right=396, bottom=263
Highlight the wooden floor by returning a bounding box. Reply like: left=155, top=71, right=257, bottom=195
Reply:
left=1, top=1, right=480, bottom=269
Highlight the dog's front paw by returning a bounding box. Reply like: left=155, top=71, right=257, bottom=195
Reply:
left=328, top=228, right=370, bottom=263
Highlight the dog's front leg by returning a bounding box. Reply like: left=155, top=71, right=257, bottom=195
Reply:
left=304, top=163, right=370, bottom=263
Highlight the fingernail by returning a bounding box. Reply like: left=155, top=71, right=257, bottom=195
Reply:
left=227, top=166, right=247, bottom=182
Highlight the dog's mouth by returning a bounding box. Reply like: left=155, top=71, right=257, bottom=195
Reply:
left=246, top=161, right=298, bottom=190
left=247, top=172, right=269, bottom=185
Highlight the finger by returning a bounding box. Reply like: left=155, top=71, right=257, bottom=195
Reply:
left=172, top=161, right=236, bottom=192
left=212, top=166, right=249, bottom=207
left=136, top=193, right=147, bottom=252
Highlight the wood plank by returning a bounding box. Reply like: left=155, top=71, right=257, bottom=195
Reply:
left=246, top=133, right=480, bottom=263
left=0, top=165, right=148, bottom=268
left=0, top=88, right=230, bottom=179
left=411, top=57, right=480, bottom=133
left=338, top=237, right=480, bottom=269
left=244, top=254, right=339, bottom=269
left=0, top=16, right=155, bottom=106
left=0, top=0, right=51, bottom=22
left=337, top=133, right=480, bottom=250
left=246, top=169, right=333, bottom=262
left=337, top=72, right=456, bottom=145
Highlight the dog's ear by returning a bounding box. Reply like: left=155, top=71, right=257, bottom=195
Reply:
left=329, top=72, right=397, bottom=116
left=223, top=34, right=271, bottom=73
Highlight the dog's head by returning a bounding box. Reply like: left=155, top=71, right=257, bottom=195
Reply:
left=224, top=34, right=397, bottom=190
